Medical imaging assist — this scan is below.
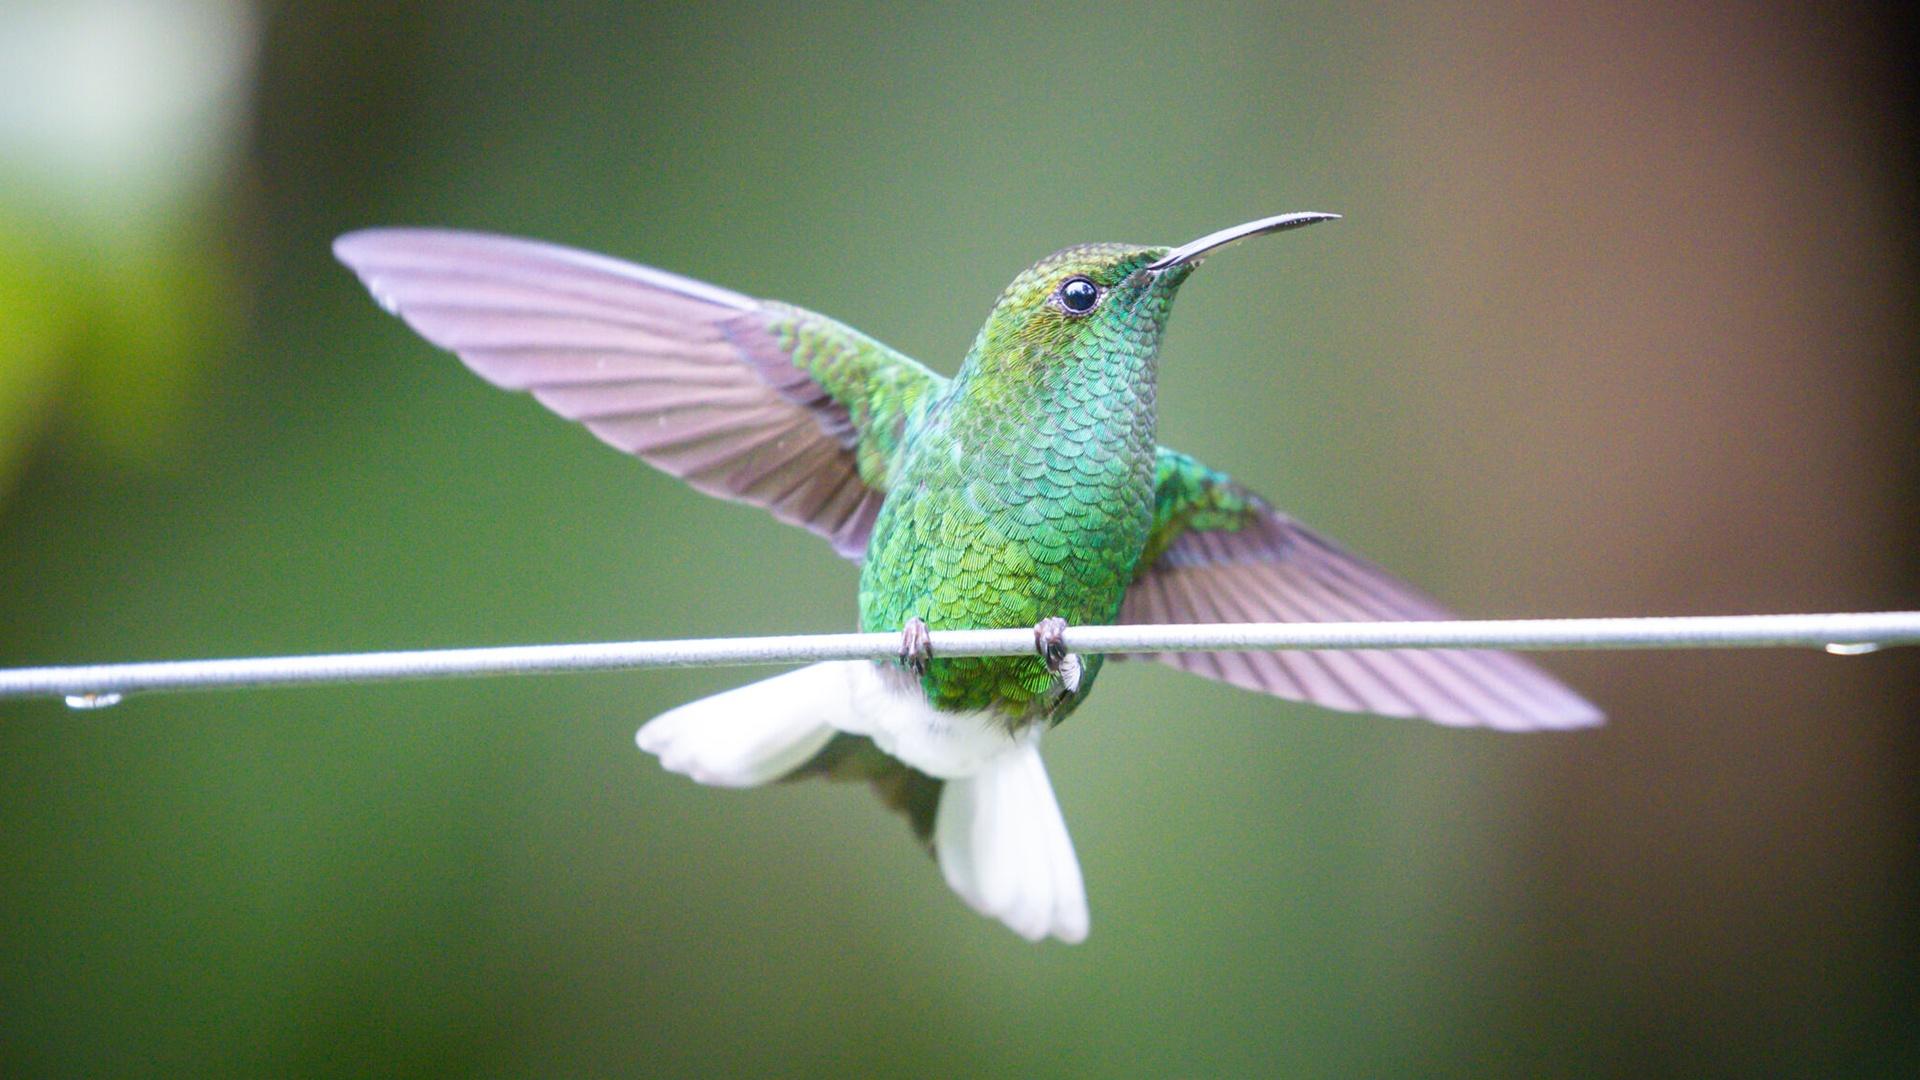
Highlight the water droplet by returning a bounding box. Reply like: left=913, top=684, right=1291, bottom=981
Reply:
left=1823, top=642, right=1882, bottom=656
left=64, top=692, right=124, bottom=710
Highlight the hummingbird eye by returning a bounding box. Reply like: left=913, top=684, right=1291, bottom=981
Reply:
left=1055, top=276, right=1101, bottom=315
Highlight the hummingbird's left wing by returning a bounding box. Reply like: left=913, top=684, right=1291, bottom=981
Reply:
left=334, top=229, right=947, bottom=559
left=1117, top=449, right=1602, bottom=730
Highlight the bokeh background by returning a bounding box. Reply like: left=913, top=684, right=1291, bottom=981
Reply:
left=2, top=2, right=1915, bottom=1076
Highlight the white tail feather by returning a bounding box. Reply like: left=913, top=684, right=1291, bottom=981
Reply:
left=935, top=740, right=1089, bottom=944
left=637, top=662, right=1091, bottom=943
left=635, top=663, right=845, bottom=787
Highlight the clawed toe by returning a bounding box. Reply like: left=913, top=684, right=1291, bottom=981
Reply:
left=1033, top=616, right=1081, bottom=694
left=1034, top=616, right=1068, bottom=667
left=899, top=616, right=933, bottom=676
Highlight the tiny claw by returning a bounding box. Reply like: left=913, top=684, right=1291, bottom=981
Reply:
left=1035, top=617, right=1069, bottom=667
left=1034, top=617, right=1081, bottom=694
left=899, top=616, right=932, bottom=676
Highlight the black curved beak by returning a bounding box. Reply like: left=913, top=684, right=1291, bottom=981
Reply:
left=1144, top=211, right=1341, bottom=274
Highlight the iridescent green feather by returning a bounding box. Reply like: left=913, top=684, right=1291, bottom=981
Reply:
left=753, top=253, right=1259, bottom=725
left=857, top=245, right=1189, bottom=720
left=1140, top=448, right=1261, bottom=568
left=762, top=302, right=947, bottom=490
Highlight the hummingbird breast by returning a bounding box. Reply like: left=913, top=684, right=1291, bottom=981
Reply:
left=858, top=371, right=1159, bottom=721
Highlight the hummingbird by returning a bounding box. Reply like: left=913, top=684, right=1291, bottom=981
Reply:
left=334, top=213, right=1600, bottom=944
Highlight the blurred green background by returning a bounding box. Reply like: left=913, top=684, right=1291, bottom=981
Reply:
left=2, top=2, right=1915, bottom=1076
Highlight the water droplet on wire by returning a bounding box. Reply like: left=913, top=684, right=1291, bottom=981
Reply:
left=1823, top=642, right=1882, bottom=656
left=64, top=692, right=124, bottom=710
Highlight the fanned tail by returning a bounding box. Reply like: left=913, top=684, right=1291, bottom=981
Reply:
left=635, top=662, right=1092, bottom=943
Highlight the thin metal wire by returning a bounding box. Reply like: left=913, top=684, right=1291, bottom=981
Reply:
left=2, top=611, right=1914, bottom=708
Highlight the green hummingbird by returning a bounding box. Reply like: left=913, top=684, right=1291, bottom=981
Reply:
left=334, top=214, right=1599, bottom=943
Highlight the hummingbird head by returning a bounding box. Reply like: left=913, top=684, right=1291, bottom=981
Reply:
left=958, top=212, right=1339, bottom=393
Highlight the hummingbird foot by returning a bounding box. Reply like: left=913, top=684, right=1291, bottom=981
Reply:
left=1034, top=617, right=1082, bottom=695
left=899, top=616, right=932, bottom=676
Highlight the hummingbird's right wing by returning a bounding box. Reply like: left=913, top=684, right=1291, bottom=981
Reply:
left=334, top=229, right=948, bottom=560
left=1116, top=449, right=1602, bottom=730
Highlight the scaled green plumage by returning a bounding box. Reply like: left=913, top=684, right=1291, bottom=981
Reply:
left=858, top=245, right=1188, bottom=717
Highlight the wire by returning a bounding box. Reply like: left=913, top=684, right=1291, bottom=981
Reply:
left=3, top=611, right=1913, bottom=709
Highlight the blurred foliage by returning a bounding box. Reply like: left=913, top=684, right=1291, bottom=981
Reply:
left=0, top=206, right=238, bottom=492
left=1, top=2, right=1915, bottom=1078
left=0, top=0, right=252, bottom=495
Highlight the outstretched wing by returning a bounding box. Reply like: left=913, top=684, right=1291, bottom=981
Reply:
left=333, top=228, right=947, bottom=559
left=1118, top=449, right=1602, bottom=730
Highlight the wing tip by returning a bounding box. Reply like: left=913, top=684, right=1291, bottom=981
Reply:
left=1540, top=695, right=1607, bottom=730
left=1428, top=682, right=1606, bottom=731
left=1396, top=659, right=1607, bottom=732
left=332, top=226, right=434, bottom=269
